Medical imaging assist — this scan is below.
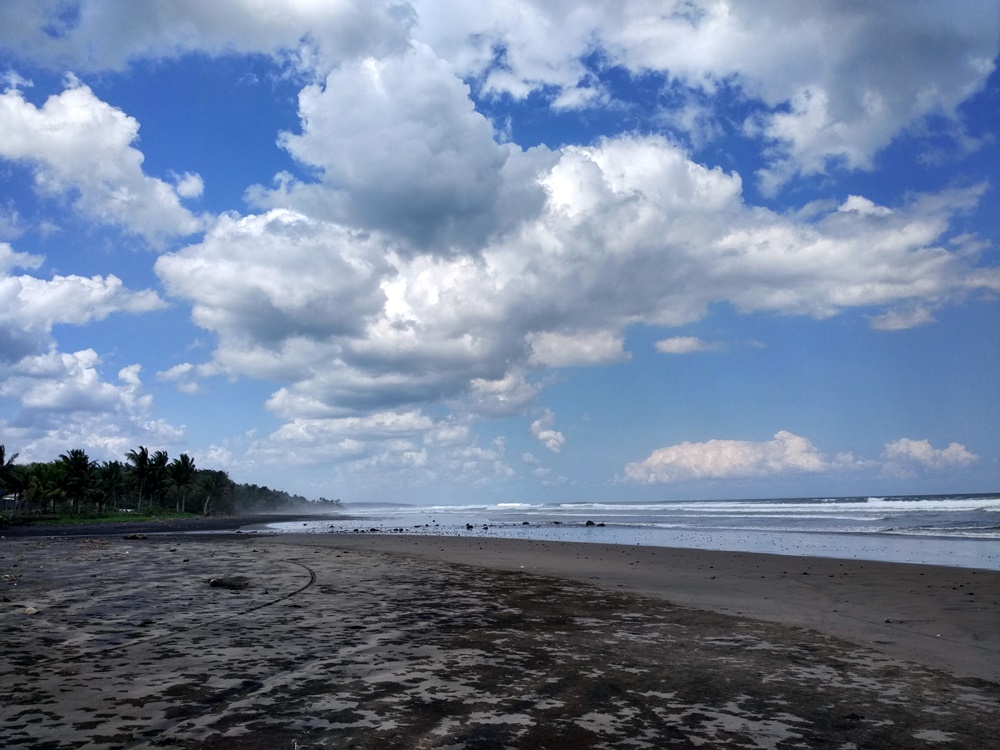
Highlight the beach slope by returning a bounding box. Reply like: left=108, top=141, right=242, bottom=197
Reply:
left=1, top=533, right=998, bottom=749
left=301, top=532, right=1000, bottom=682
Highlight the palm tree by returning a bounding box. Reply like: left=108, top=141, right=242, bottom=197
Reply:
left=150, top=450, right=170, bottom=510
left=98, top=461, right=128, bottom=514
left=199, top=470, right=233, bottom=516
left=0, top=445, right=20, bottom=515
left=58, top=449, right=96, bottom=514
left=168, top=454, right=196, bottom=513
left=125, top=446, right=151, bottom=512
left=22, top=462, right=62, bottom=514
left=0, top=445, right=17, bottom=486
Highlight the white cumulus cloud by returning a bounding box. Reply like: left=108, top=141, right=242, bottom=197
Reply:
left=154, top=134, right=998, bottom=439
left=250, top=43, right=552, bottom=250
left=625, top=431, right=834, bottom=484
left=883, top=438, right=978, bottom=471
left=0, top=79, right=203, bottom=242
left=0, top=242, right=164, bottom=363
left=530, top=409, right=565, bottom=453
left=414, top=1, right=998, bottom=189
left=3, top=2, right=996, bottom=195
left=528, top=330, right=628, bottom=367
left=627, top=431, right=980, bottom=485
left=655, top=337, right=718, bottom=354
left=0, top=0, right=412, bottom=73
left=0, top=2, right=995, bottom=495
left=0, top=242, right=172, bottom=461
left=0, top=351, right=183, bottom=462
left=158, top=209, right=388, bottom=337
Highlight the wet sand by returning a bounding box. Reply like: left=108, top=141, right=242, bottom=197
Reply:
left=298, top=532, right=1000, bottom=682
left=2, top=531, right=998, bottom=749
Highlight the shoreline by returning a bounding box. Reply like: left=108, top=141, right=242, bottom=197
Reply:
left=9, top=511, right=997, bottom=571
left=263, top=517, right=1000, bottom=570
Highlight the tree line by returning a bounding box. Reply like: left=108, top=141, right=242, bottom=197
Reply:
left=0, top=444, right=342, bottom=518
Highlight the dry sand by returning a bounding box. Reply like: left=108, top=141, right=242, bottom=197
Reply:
left=1, top=530, right=998, bottom=749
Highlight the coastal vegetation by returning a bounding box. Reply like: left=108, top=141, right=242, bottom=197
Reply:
left=0, top=444, right=341, bottom=522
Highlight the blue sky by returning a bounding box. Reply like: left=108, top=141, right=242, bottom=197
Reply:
left=0, top=1, right=997, bottom=503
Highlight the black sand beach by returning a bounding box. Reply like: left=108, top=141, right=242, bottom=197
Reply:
left=0, top=514, right=342, bottom=539
left=2, top=525, right=998, bottom=748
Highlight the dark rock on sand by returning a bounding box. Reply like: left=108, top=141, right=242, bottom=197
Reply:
left=208, top=576, right=250, bottom=590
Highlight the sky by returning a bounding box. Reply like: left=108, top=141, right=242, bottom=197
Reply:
left=0, top=1, right=998, bottom=504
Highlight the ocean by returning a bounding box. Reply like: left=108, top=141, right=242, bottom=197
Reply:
left=264, top=493, right=1000, bottom=570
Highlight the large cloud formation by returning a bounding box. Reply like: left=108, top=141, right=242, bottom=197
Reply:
left=415, top=0, right=999, bottom=190
left=157, top=133, right=997, bottom=424
left=2, top=1, right=995, bottom=188
left=0, top=1, right=995, bottom=489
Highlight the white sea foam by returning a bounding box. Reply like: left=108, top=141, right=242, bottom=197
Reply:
left=266, top=492, right=1000, bottom=569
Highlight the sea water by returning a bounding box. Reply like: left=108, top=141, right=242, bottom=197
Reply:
left=265, top=493, right=1000, bottom=570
